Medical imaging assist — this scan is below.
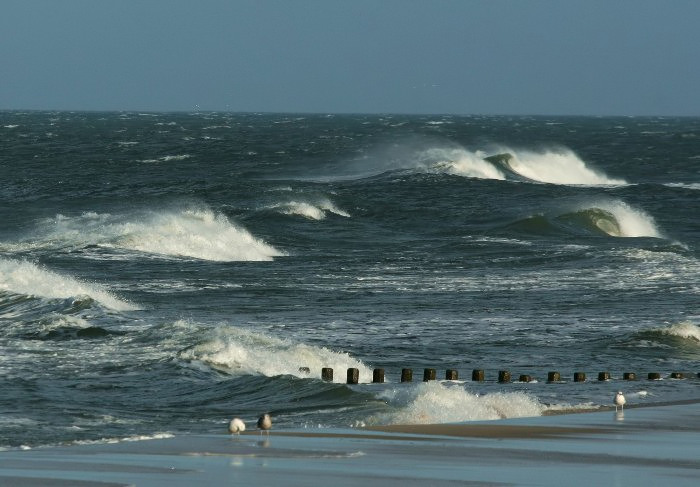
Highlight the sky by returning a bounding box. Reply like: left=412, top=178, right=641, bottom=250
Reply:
left=1, top=0, right=699, bottom=116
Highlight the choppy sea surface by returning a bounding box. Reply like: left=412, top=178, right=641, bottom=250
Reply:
left=1, top=111, right=699, bottom=449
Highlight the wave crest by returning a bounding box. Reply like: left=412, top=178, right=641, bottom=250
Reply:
left=179, top=326, right=372, bottom=381
left=417, top=146, right=625, bottom=186
left=266, top=199, right=350, bottom=220
left=7, top=208, right=284, bottom=262
left=650, top=322, right=700, bottom=342
left=506, top=200, right=662, bottom=238
left=0, top=258, right=136, bottom=311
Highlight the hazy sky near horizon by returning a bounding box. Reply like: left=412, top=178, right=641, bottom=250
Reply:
left=2, top=0, right=699, bottom=116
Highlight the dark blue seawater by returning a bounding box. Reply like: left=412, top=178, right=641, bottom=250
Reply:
left=1, top=111, right=699, bottom=449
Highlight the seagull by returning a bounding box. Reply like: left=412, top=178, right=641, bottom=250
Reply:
left=614, top=391, right=626, bottom=412
left=257, top=413, right=272, bottom=436
left=228, top=417, right=246, bottom=435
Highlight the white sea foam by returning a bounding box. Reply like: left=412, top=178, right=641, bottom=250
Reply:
left=587, top=200, right=661, bottom=237
left=268, top=199, right=350, bottom=220
left=71, top=432, right=174, bottom=446
left=503, top=149, right=626, bottom=185
left=372, top=382, right=545, bottom=424
left=0, top=258, right=137, bottom=311
left=14, top=208, right=284, bottom=262
left=113, top=209, right=283, bottom=261
left=415, top=146, right=624, bottom=186
left=653, top=321, right=700, bottom=342
left=179, top=326, right=372, bottom=381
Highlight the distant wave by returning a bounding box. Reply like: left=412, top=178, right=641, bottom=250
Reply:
left=429, top=147, right=626, bottom=185
left=0, top=258, right=136, bottom=311
left=6, top=208, right=284, bottom=262
left=179, top=325, right=372, bottom=381
left=329, top=143, right=625, bottom=186
left=137, top=154, right=191, bottom=163
left=370, top=382, right=545, bottom=424
left=664, top=182, right=700, bottom=191
left=264, top=199, right=350, bottom=220
left=504, top=200, right=662, bottom=238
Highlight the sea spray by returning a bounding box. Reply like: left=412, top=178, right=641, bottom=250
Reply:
left=0, top=258, right=136, bottom=311
left=418, top=146, right=625, bottom=185
left=370, top=381, right=545, bottom=424
left=421, top=148, right=506, bottom=180
left=585, top=200, right=662, bottom=237
left=503, top=149, right=626, bottom=185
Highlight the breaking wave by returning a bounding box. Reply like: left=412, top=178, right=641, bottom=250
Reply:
left=505, top=200, right=662, bottom=238
left=179, top=325, right=372, bottom=381
left=420, top=146, right=625, bottom=185
left=5, top=208, right=284, bottom=262
left=0, top=258, right=136, bottom=311
left=371, top=382, right=545, bottom=424
left=265, top=199, right=350, bottom=220
left=647, top=322, right=700, bottom=343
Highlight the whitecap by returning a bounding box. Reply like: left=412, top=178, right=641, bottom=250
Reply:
left=179, top=325, right=372, bottom=381
left=653, top=321, right=700, bottom=342
left=9, top=208, right=284, bottom=262
left=0, top=258, right=137, bottom=311
left=267, top=199, right=350, bottom=220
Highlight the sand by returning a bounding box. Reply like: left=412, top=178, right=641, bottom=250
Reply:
left=1, top=401, right=700, bottom=486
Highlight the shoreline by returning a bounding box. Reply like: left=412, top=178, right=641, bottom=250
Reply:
left=2, top=400, right=700, bottom=486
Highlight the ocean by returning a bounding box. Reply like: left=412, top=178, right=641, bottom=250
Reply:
left=1, top=111, right=698, bottom=450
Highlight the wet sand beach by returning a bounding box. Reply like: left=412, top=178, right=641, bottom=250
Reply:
left=1, top=401, right=699, bottom=486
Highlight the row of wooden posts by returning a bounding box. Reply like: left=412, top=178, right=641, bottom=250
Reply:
left=298, top=367, right=697, bottom=384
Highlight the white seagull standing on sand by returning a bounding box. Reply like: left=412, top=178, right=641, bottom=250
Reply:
left=614, top=391, right=626, bottom=412
left=228, top=417, right=246, bottom=435
left=257, top=413, right=272, bottom=435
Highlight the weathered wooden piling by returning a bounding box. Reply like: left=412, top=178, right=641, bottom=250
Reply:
left=498, top=370, right=511, bottom=383
left=373, top=368, right=385, bottom=383
left=547, top=371, right=561, bottom=382
left=401, top=368, right=413, bottom=382
left=573, top=372, right=586, bottom=382
left=445, top=369, right=459, bottom=380
left=347, top=368, right=359, bottom=384
left=519, top=374, right=533, bottom=383
left=670, top=372, right=684, bottom=379
left=321, top=367, right=333, bottom=382
left=598, top=372, right=610, bottom=381
left=623, top=372, right=636, bottom=381
left=423, top=368, right=437, bottom=382
left=648, top=372, right=661, bottom=380
left=472, top=369, right=485, bottom=382
left=298, top=366, right=310, bottom=374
